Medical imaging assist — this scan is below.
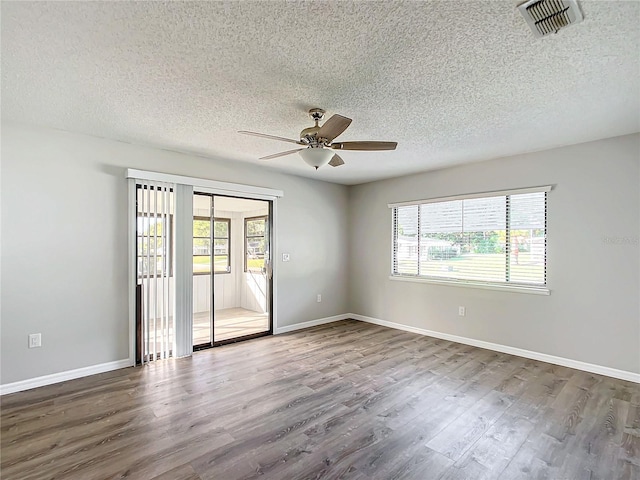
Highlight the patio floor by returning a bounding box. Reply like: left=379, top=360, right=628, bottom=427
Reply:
left=193, top=307, right=269, bottom=344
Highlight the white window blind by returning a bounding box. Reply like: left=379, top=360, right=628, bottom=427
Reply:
left=392, top=188, right=548, bottom=288
left=137, top=181, right=176, bottom=362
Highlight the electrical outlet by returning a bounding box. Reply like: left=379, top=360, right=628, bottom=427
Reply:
left=28, top=333, right=42, bottom=348
left=282, top=253, right=290, bottom=262
left=458, top=306, right=466, bottom=317
left=317, top=294, right=322, bottom=303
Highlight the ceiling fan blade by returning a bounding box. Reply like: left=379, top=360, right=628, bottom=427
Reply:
left=239, top=131, right=304, bottom=145
left=259, top=148, right=305, bottom=160
left=331, top=141, right=397, bottom=151
left=329, top=154, right=345, bottom=167
left=317, top=114, right=352, bottom=142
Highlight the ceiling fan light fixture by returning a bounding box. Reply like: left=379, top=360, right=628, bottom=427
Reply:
left=298, top=148, right=334, bottom=169
left=239, top=108, right=398, bottom=169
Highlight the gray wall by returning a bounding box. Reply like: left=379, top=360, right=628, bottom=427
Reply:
left=348, top=134, right=640, bottom=374
left=2, top=124, right=638, bottom=386
left=1, top=123, right=350, bottom=384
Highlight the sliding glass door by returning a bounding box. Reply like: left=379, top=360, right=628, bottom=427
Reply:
left=192, top=194, right=272, bottom=350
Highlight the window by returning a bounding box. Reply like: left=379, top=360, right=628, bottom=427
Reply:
left=193, top=217, right=230, bottom=274
left=391, top=188, right=548, bottom=290
left=245, top=216, right=267, bottom=272
left=213, top=218, right=231, bottom=273
left=137, top=214, right=172, bottom=278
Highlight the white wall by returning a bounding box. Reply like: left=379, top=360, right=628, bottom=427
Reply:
left=348, top=134, right=640, bottom=374
left=1, top=123, right=350, bottom=385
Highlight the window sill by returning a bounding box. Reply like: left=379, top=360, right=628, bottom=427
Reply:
left=388, top=275, right=550, bottom=295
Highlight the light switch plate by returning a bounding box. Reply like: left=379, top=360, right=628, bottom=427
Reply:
left=282, top=253, right=290, bottom=262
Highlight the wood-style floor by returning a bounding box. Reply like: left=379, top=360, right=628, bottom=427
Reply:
left=1, top=320, right=638, bottom=480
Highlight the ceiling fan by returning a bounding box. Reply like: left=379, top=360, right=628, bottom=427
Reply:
left=239, top=108, right=397, bottom=169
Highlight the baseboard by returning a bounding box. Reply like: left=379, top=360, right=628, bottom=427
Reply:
left=274, top=314, right=351, bottom=334
left=0, top=358, right=133, bottom=396
left=349, top=314, right=640, bottom=384
left=4, top=314, right=636, bottom=395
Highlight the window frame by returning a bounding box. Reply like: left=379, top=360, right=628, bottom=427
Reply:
left=213, top=217, right=231, bottom=274
left=136, top=213, right=173, bottom=279
left=244, top=215, right=268, bottom=273
left=193, top=216, right=231, bottom=276
left=389, top=186, right=551, bottom=295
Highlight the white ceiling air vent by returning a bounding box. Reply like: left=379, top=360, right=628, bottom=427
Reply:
left=518, top=0, right=584, bottom=38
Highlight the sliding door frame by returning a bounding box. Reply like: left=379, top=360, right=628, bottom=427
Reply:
left=192, top=192, right=215, bottom=351
left=196, top=196, right=274, bottom=349
left=190, top=191, right=279, bottom=350
left=128, top=178, right=137, bottom=366
left=127, top=169, right=282, bottom=366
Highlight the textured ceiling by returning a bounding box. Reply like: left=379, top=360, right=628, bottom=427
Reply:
left=2, top=1, right=639, bottom=185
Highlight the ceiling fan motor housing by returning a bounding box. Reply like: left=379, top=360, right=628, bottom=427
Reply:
left=300, top=125, right=320, bottom=144
left=300, top=109, right=326, bottom=144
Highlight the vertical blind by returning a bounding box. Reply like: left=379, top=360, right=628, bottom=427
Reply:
left=137, top=181, right=176, bottom=362
left=392, top=188, right=548, bottom=287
